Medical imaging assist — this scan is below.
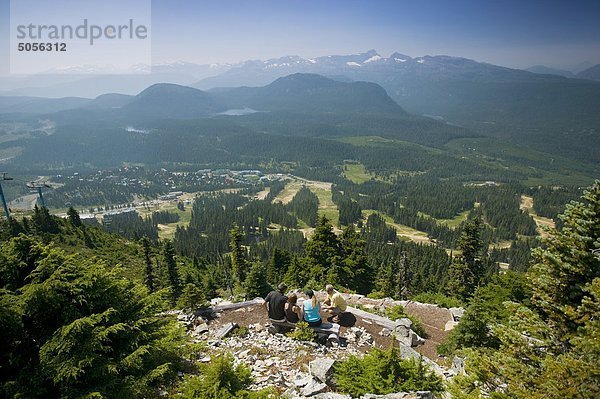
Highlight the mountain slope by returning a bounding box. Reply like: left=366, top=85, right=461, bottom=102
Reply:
left=577, top=64, right=600, bottom=81
left=121, top=83, right=227, bottom=119
left=525, top=65, right=575, bottom=78
left=212, top=73, right=406, bottom=115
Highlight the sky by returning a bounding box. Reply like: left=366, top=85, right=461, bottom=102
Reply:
left=1, top=0, right=600, bottom=75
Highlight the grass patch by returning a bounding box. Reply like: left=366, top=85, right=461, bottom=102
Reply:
left=429, top=209, right=470, bottom=229
left=342, top=162, right=373, bottom=184
left=311, top=186, right=339, bottom=226
left=363, top=209, right=430, bottom=244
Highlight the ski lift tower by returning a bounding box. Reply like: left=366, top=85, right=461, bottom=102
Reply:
left=27, top=181, right=51, bottom=208
left=0, top=172, right=13, bottom=220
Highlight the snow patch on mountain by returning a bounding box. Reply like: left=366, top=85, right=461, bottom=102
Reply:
left=364, top=55, right=382, bottom=63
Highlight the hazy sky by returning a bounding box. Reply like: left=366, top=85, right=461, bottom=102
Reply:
left=1, top=0, right=600, bottom=74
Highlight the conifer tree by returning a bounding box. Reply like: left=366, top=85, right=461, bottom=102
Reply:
left=447, top=218, right=483, bottom=301
left=340, top=226, right=371, bottom=293
left=141, top=237, right=154, bottom=292
left=305, top=216, right=341, bottom=282
left=243, top=262, right=272, bottom=299
left=164, top=240, right=181, bottom=302
left=229, top=224, right=248, bottom=285
left=449, top=181, right=600, bottom=398
left=0, top=238, right=184, bottom=398
left=31, top=204, right=60, bottom=234
left=66, top=207, right=82, bottom=227
left=529, top=181, right=600, bottom=340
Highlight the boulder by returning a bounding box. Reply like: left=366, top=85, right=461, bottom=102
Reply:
left=215, top=322, right=238, bottom=339
left=301, top=378, right=328, bottom=397
left=449, top=307, right=465, bottom=321
left=193, top=323, right=209, bottom=335
left=309, top=358, right=337, bottom=384
left=361, top=392, right=431, bottom=399
left=392, top=324, right=424, bottom=347
left=444, top=320, right=459, bottom=331
left=293, top=374, right=313, bottom=388
left=451, top=356, right=465, bottom=375
left=314, top=393, right=351, bottom=399
left=395, top=318, right=413, bottom=329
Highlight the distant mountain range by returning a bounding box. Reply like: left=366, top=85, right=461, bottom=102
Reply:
left=525, top=65, right=575, bottom=78
left=0, top=73, right=407, bottom=119
left=1, top=51, right=599, bottom=166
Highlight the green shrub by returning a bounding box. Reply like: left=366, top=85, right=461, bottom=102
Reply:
left=0, top=238, right=185, bottom=399
left=287, top=321, right=316, bottom=342
left=334, top=346, right=444, bottom=397
left=231, top=326, right=249, bottom=338
left=177, top=283, right=205, bottom=310
left=437, top=271, right=531, bottom=356
left=366, top=290, right=387, bottom=299
left=178, top=353, right=273, bottom=399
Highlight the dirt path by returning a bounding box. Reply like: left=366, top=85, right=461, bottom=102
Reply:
left=363, top=210, right=432, bottom=245
left=520, top=195, right=555, bottom=237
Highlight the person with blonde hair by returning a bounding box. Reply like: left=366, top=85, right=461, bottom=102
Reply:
left=302, top=289, right=322, bottom=327
left=323, top=284, right=347, bottom=322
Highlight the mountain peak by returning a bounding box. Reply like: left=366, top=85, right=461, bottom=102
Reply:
left=576, top=64, right=600, bottom=81
left=136, top=83, right=205, bottom=97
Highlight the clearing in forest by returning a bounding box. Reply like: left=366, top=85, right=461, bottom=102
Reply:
left=519, top=195, right=555, bottom=237
left=363, top=210, right=431, bottom=244
left=342, top=162, right=374, bottom=184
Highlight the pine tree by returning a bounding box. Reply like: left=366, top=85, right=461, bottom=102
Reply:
left=340, top=226, right=371, bottom=293
left=305, top=216, right=341, bottom=283
left=66, top=207, right=82, bottom=227
left=243, top=262, right=272, bottom=299
left=449, top=181, right=600, bottom=398
left=229, top=224, right=248, bottom=285
left=141, top=237, right=154, bottom=292
left=283, top=255, right=306, bottom=289
left=529, top=181, right=600, bottom=340
left=266, top=248, right=291, bottom=286
left=31, top=204, right=60, bottom=234
left=0, top=238, right=184, bottom=398
left=447, top=218, right=483, bottom=301
left=164, top=240, right=181, bottom=302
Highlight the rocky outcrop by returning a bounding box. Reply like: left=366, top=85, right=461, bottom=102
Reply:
left=174, top=297, right=450, bottom=398
left=309, top=358, right=337, bottom=385
left=392, top=318, right=425, bottom=347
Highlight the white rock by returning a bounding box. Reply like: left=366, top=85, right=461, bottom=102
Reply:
left=444, top=320, right=459, bottom=331
left=301, top=378, right=328, bottom=396
left=309, top=358, right=337, bottom=384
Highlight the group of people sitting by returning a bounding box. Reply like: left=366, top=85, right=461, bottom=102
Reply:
left=264, top=283, right=348, bottom=329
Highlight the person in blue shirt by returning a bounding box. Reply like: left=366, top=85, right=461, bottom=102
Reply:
left=302, top=289, right=322, bottom=327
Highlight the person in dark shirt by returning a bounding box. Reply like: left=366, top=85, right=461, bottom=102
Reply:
left=264, top=283, right=288, bottom=322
